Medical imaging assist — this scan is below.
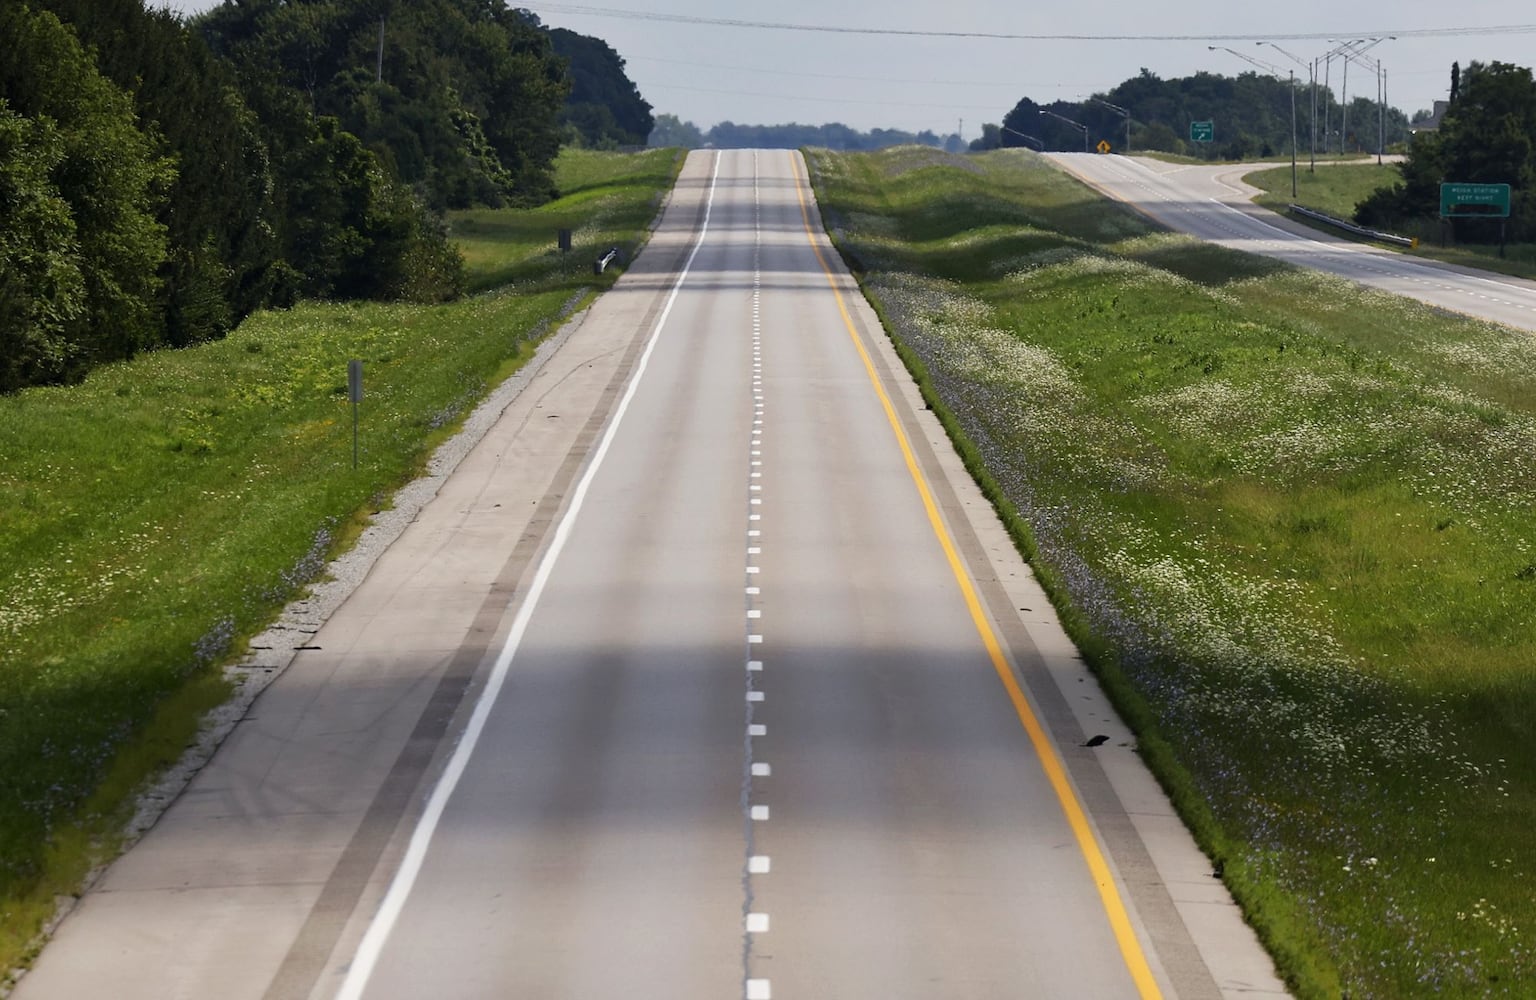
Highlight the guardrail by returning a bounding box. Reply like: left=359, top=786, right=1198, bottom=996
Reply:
left=1287, top=204, right=1417, bottom=248
left=594, top=246, right=623, bottom=274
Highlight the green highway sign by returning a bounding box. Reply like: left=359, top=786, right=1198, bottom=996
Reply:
left=1190, top=120, right=1214, bottom=143
left=1440, top=182, right=1512, bottom=218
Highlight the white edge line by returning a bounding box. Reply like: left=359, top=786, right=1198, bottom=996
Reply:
left=333, top=150, right=723, bottom=1000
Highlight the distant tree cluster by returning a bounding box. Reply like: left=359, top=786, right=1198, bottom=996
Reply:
left=646, top=115, right=961, bottom=152
left=1357, top=61, right=1536, bottom=243
left=0, top=0, right=651, bottom=393
left=977, top=68, right=1409, bottom=161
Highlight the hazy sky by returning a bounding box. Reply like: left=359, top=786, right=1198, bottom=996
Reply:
left=160, top=1, right=1536, bottom=139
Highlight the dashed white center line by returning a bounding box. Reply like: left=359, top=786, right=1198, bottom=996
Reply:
left=744, top=150, right=771, bottom=1000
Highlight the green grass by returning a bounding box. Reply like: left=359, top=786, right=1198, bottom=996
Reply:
left=0, top=147, right=683, bottom=981
left=1245, top=161, right=1536, bottom=281
left=1247, top=161, right=1400, bottom=220
left=454, top=147, right=683, bottom=293
left=808, top=145, right=1536, bottom=999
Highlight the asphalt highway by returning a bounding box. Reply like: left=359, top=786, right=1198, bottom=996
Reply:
left=341, top=148, right=1159, bottom=999
left=1047, top=153, right=1536, bottom=334
left=13, top=150, right=1286, bottom=1000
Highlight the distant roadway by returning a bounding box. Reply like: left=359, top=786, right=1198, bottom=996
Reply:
left=12, top=150, right=1287, bottom=999
left=1047, top=153, right=1536, bottom=334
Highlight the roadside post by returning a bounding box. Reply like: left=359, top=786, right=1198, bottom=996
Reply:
left=348, top=359, right=363, bottom=469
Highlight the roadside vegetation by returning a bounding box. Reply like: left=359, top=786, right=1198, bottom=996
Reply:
left=807, top=144, right=1536, bottom=999
left=1247, top=161, right=1400, bottom=219
left=0, top=147, right=682, bottom=981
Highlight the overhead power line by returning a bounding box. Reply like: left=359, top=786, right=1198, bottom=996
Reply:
left=530, top=4, right=1536, bottom=42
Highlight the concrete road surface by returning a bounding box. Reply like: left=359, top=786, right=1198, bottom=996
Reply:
left=1048, top=153, right=1536, bottom=334
left=11, top=150, right=1287, bottom=1000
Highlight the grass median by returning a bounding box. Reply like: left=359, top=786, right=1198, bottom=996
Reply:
left=807, top=144, right=1536, bottom=999
left=0, top=147, right=683, bottom=979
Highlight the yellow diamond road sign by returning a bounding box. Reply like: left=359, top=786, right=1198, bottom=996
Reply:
left=1096, top=139, right=1111, bottom=154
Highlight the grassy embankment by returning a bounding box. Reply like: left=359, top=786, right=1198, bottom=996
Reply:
left=1246, top=161, right=1536, bottom=280
left=0, top=147, right=684, bottom=979
left=808, top=145, right=1536, bottom=999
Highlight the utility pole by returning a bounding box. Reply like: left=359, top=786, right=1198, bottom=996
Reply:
left=376, top=17, right=385, bottom=83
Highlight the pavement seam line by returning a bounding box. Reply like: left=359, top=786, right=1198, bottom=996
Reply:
left=787, top=151, right=1166, bottom=1000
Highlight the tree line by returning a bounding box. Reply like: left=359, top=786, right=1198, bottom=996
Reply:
left=0, top=0, right=650, bottom=394
left=1358, top=61, right=1536, bottom=244
left=976, top=68, right=1411, bottom=161
left=647, top=115, right=964, bottom=152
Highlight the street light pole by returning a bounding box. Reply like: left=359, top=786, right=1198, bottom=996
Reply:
left=1321, top=39, right=1363, bottom=155
left=1039, top=109, right=1090, bottom=153
left=1259, top=41, right=1315, bottom=172
left=1000, top=125, right=1046, bottom=150
left=1091, top=97, right=1132, bottom=153
left=1289, top=70, right=1297, bottom=196
left=1208, top=46, right=1296, bottom=193
left=1335, top=37, right=1391, bottom=155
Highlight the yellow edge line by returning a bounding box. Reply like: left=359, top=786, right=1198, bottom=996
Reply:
left=788, top=152, right=1165, bottom=1000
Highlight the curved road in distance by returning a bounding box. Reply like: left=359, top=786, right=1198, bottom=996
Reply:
left=1047, top=153, right=1536, bottom=334
left=12, top=150, right=1286, bottom=1000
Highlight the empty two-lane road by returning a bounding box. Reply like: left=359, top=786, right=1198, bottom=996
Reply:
left=1049, top=153, right=1536, bottom=334
left=335, top=149, right=1177, bottom=999
left=14, top=150, right=1281, bottom=1000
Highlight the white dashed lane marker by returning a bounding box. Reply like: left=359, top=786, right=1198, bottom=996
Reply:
left=744, top=150, right=771, bottom=1000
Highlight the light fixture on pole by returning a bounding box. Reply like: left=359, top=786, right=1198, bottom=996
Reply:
left=1259, top=41, right=1315, bottom=172
left=1208, top=46, right=1297, bottom=197
left=1039, top=109, right=1091, bottom=153
left=1334, top=37, right=1389, bottom=154
left=1337, top=38, right=1395, bottom=163
left=1321, top=39, right=1363, bottom=155
left=1000, top=124, right=1046, bottom=151
left=1090, top=97, right=1132, bottom=154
